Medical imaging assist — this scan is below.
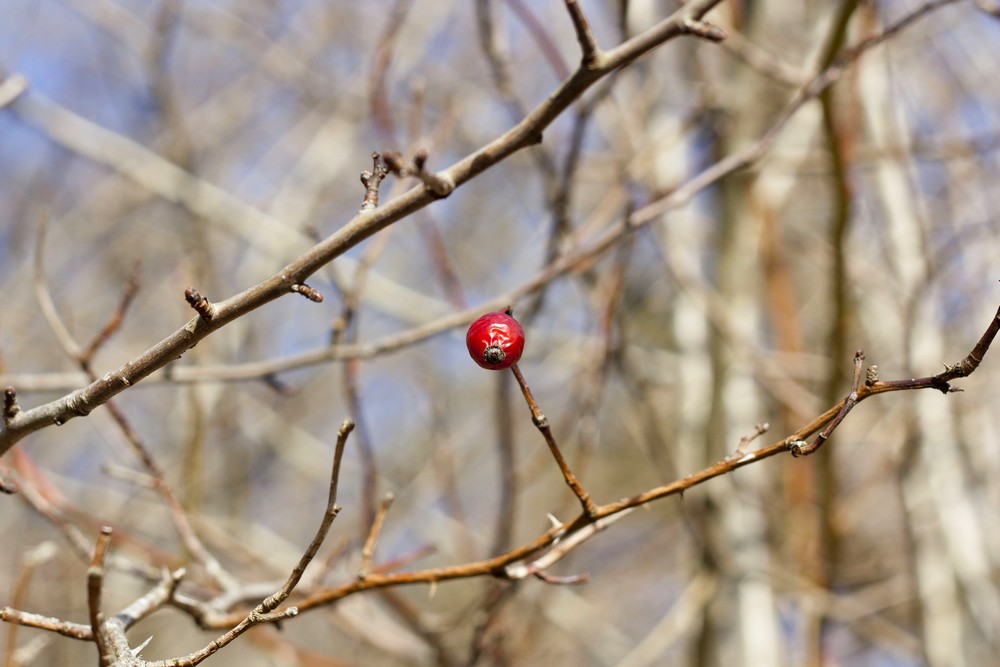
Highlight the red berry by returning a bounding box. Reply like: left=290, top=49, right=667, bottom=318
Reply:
left=466, top=311, right=525, bottom=370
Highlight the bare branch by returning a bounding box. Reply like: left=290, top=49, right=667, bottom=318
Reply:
left=154, top=419, right=354, bottom=665
left=360, top=151, right=391, bottom=211
left=87, top=526, right=113, bottom=667
left=360, top=493, right=395, bottom=579
left=0, top=0, right=729, bottom=455
left=564, top=0, right=601, bottom=68
left=175, top=291, right=998, bottom=629
left=510, top=362, right=597, bottom=517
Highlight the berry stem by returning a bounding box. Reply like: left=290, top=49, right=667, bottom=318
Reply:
left=509, top=363, right=598, bottom=517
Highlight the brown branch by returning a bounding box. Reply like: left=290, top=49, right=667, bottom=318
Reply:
left=0, top=0, right=727, bottom=455
left=359, top=151, right=390, bottom=211
left=510, top=363, right=597, bottom=517
left=3, top=387, right=18, bottom=422
left=681, top=17, right=728, bottom=42
left=360, top=493, right=395, bottom=579
left=87, top=526, right=114, bottom=667
left=384, top=148, right=455, bottom=197
left=564, top=0, right=601, bottom=68
left=719, top=29, right=806, bottom=86
left=185, top=300, right=1000, bottom=628
left=791, top=350, right=865, bottom=457
left=30, top=246, right=237, bottom=591
left=80, top=266, right=141, bottom=363
left=0, top=609, right=92, bottom=641
left=4, top=542, right=57, bottom=664
left=729, top=422, right=770, bottom=461
left=0, top=0, right=957, bottom=486
left=2, top=2, right=960, bottom=399
left=153, top=419, right=354, bottom=665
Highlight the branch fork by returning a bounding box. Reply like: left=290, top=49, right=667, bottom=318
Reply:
left=383, top=149, right=454, bottom=197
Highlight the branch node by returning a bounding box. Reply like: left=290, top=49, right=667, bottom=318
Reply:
left=383, top=148, right=453, bottom=197
left=184, top=287, right=215, bottom=320
left=290, top=284, right=325, bottom=303
left=360, top=151, right=390, bottom=211
left=729, top=422, right=769, bottom=460
left=565, top=0, right=601, bottom=68
left=4, top=386, right=20, bottom=421
left=682, top=18, right=728, bottom=43
left=787, top=439, right=810, bottom=457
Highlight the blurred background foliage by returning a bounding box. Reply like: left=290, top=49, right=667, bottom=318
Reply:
left=1, top=1, right=1000, bottom=665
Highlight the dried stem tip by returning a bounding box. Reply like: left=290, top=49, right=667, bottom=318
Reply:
left=291, top=283, right=324, bottom=303
left=185, top=287, right=215, bottom=320
left=360, top=152, right=390, bottom=211
left=3, top=386, right=19, bottom=421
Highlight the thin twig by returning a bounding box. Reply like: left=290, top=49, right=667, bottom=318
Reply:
left=506, top=0, right=571, bottom=78
left=564, top=0, right=601, bottom=68
left=87, top=526, right=114, bottom=667
left=1, top=3, right=959, bottom=400
left=1, top=0, right=730, bottom=455
left=792, top=350, right=865, bottom=456
left=360, top=493, right=395, bottom=579
left=165, top=302, right=1000, bottom=627
left=5, top=542, right=57, bottom=665
left=729, top=422, right=770, bottom=461
left=510, top=363, right=598, bottom=517
left=80, top=266, right=140, bottom=363
left=0, top=609, right=92, bottom=641
left=360, top=151, right=390, bottom=211
left=157, top=419, right=354, bottom=665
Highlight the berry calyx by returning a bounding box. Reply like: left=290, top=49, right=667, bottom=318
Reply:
left=466, top=310, right=525, bottom=370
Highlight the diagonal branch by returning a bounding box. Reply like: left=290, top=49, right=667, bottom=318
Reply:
left=0, top=0, right=726, bottom=455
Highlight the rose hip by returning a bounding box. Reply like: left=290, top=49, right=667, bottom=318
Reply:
left=466, top=311, right=525, bottom=370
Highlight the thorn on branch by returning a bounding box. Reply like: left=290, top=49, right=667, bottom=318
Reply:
left=4, top=386, right=20, bottom=422
left=682, top=18, right=728, bottom=43
left=360, top=151, right=390, bottom=211
left=383, top=148, right=454, bottom=197
left=184, top=287, right=215, bottom=321
left=291, top=283, right=324, bottom=303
